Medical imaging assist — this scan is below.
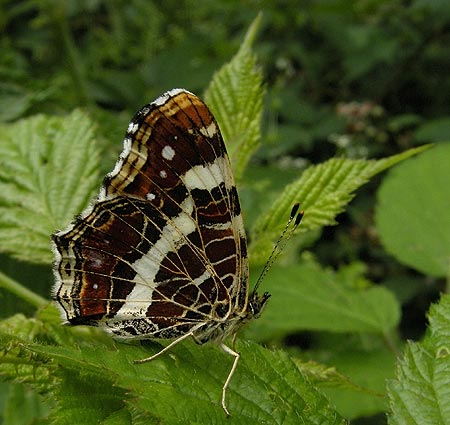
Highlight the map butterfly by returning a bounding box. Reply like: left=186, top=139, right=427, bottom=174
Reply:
left=52, top=89, right=299, bottom=415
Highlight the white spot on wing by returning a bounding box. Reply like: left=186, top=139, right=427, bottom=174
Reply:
left=199, top=122, right=218, bottom=138
left=127, top=122, right=139, bottom=134
left=162, top=145, right=175, bottom=160
left=107, top=137, right=132, bottom=182
left=97, top=186, right=105, bottom=199
left=182, top=156, right=232, bottom=191
left=159, top=170, right=167, bottom=178
left=123, top=137, right=132, bottom=153
left=152, top=88, right=191, bottom=106
left=146, top=193, right=156, bottom=201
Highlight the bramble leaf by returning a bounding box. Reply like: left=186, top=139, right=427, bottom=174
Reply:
left=0, top=111, right=100, bottom=264
left=247, top=259, right=400, bottom=340
left=249, top=145, right=431, bottom=264
left=388, top=294, right=450, bottom=424
left=1, top=308, right=345, bottom=425
left=204, top=13, right=265, bottom=182
left=376, top=143, right=450, bottom=277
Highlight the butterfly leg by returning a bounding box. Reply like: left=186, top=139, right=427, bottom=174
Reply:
left=220, top=341, right=240, bottom=416
left=134, top=331, right=195, bottom=364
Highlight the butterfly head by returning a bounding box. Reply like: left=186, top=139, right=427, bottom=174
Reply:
left=247, top=291, right=271, bottom=320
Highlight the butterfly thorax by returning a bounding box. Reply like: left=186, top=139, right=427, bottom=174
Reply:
left=193, top=291, right=271, bottom=344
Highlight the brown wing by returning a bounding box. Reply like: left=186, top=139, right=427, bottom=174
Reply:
left=52, top=89, right=248, bottom=340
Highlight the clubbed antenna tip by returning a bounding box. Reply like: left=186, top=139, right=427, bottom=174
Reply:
left=290, top=203, right=300, bottom=218
left=295, top=209, right=304, bottom=226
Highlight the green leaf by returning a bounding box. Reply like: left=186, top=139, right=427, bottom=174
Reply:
left=2, top=383, right=51, bottom=425
left=204, top=13, right=264, bottom=181
left=292, top=344, right=391, bottom=419
left=249, top=145, right=431, bottom=265
left=48, top=367, right=131, bottom=425
left=1, top=307, right=344, bottom=424
left=246, top=258, right=400, bottom=340
left=319, top=345, right=394, bottom=419
left=20, top=333, right=344, bottom=424
left=0, top=111, right=100, bottom=264
left=388, top=294, right=450, bottom=425
left=376, top=143, right=450, bottom=277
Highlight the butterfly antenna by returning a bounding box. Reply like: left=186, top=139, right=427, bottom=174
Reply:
left=252, top=203, right=304, bottom=296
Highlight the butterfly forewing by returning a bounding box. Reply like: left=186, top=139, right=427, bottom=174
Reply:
left=52, top=89, right=248, bottom=340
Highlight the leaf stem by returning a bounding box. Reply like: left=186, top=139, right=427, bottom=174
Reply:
left=383, top=330, right=401, bottom=357
left=0, top=270, right=48, bottom=308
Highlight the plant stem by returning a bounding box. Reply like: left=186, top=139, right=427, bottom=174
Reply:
left=51, top=2, right=93, bottom=107
left=0, top=270, right=48, bottom=308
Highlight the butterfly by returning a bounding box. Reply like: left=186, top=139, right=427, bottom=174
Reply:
left=52, top=89, right=275, bottom=415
